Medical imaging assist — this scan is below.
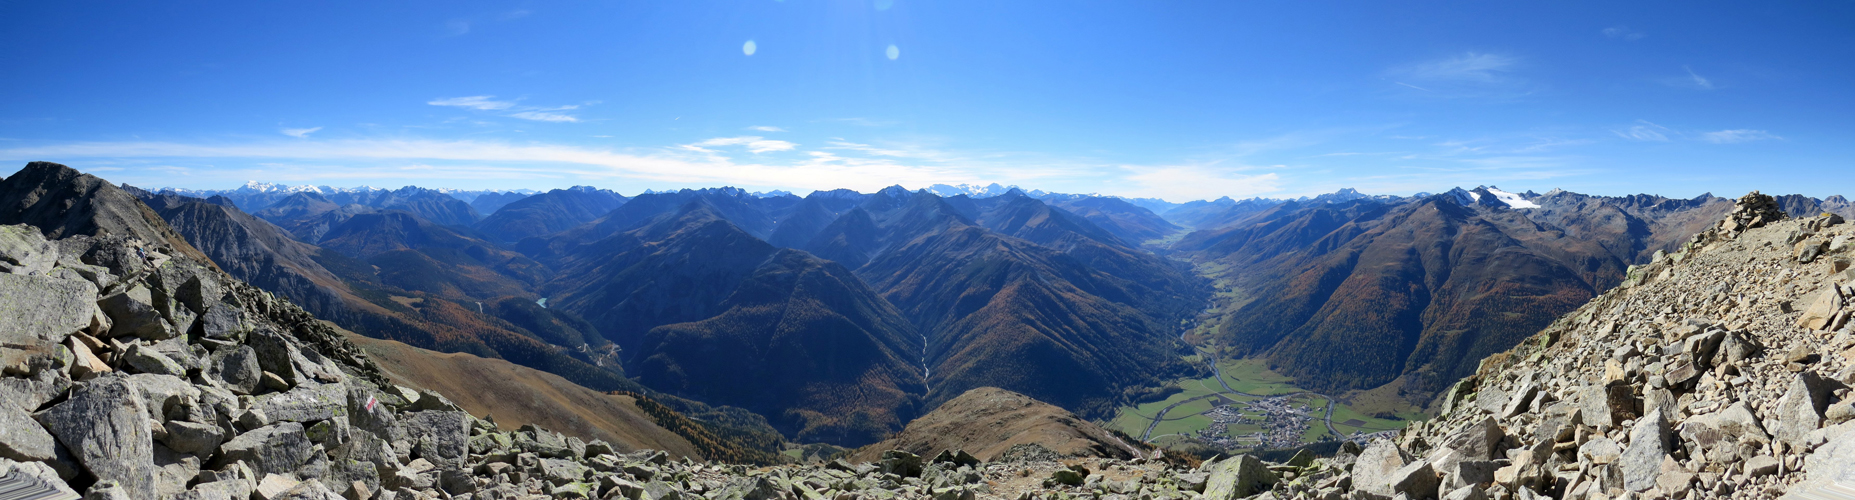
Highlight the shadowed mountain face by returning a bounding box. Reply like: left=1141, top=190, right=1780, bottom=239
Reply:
left=368, top=186, right=482, bottom=226
left=253, top=191, right=379, bottom=243
left=1177, top=190, right=1732, bottom=404
left=1041, top=195, right=1183, bottom=245
left=139, top=192, right=364, bottom=320
left=469, top=191, right=532, bottom=216
left=111, top=177, right=633, bottom=395
left=474, top=186, right=627, bottom=244
left=766, top=189, right=868, bottom=249
left=543, top=201, right=929, bottom=446
left=634, top=249, right=926, bottom=446
left=551, top=201, right=798, bottom=344
left=523, top=188, right=800, bottom=262
left=804, top=188, right=1205, bottom=416
left=320, top=211, right=549, bottom=300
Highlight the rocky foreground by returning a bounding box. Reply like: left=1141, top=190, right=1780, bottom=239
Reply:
left=2, top=191, right=1854, bottom=500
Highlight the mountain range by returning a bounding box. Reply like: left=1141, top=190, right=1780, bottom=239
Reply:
left=44, top=162, right=1855, bottom=451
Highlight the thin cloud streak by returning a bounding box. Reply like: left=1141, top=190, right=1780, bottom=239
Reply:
left=280, top=127, right=322, bottom=138
left=1701, top=129, right=1780, bottom=144
left=0, top=139, right=983, bottom=193
left=1684, top=66, right=1715, bottom=90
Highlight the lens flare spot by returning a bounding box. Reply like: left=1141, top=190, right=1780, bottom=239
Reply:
left=743, top=40, right=757, bottom=56
left=886, top=44, right=900, bottom=60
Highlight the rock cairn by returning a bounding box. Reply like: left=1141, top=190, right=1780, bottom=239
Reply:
left=1695, top=191, right=1789, bottom=245
left=8, top=185, right=1855, bottom=500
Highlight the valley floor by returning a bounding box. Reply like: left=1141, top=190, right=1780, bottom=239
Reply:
left=1107, top=257, right=1423, bottom=454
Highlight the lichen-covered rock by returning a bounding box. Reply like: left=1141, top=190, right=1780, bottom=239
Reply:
left=0, top=224, right=58, bottom=275
left=209, top=345, right=262, bottom=395
left=216, top=422, right=312, bottom=476
left=0, top=399, right=58, bottom=463
left=256, top=382, right=349, bottom=423
left=0, top=272, right=99, bottom=374
left=34, top=373, right=157, bottom=500
left=401, top=410, right=469, bottom=470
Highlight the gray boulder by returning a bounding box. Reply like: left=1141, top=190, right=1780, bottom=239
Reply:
left=126, top=373, right=200, bottom=422
left=1679, top=401, right=1768, bottom=464
left=217, top=422, right=313, bottom=476
left=0, top=225, right=58, bottom=275
left=198, top=303, right=248, bottom=341
left=1354, top=438, right=1412, bottom=500
left=880, top=450, right=923, bottom=478
left=1775, top=372, right=1830, bottom=447
left=163, top=420, right=225, bottom=456
left=122, top=343, right=186, bottom=376
left=1620, top=408, right=1672, bottom=492
left=256, top=382, right=349, bottom=423
left=1202, top=454, right=1278, bottom=499
left=515, top=424, right=573, bottom=458
left=1786, top=424, right=1855, bottom=499
left=34, top=373, right=157, bottom=500
left=401, top=410, right=469, bottom=470
left=99, top=285, right=174, bottom=340
left=0, top=272, right=98, bottom=373
left=209, top=345, right=262, bottom=395
left=0, top=367, right=73, bottom=412
left=0, top=399, right=58, bottom=463
left=1391, top=461, right=1440, bottom=500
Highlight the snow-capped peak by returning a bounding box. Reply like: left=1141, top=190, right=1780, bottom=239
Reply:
left=1483, top=186, right=1540, bottom=209
left=1443, top=187, right=1481, bottom=206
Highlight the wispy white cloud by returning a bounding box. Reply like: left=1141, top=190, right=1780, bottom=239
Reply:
left=508, top=111, right=579, bottom=123
left=1701, top=129, right=1780, bottom=144
left=280, top=127, right=322, bottom=138
left=429, top=96, right=586, bottom=122
left=1602, top=26, right=1646, bottom=41
left=682, top=136, right=797, bottom=154
left=1387, top=52, right=1533, bottom=99
left=429, top=96, right=515, bottom=111
left=1401, top=52, right=1518, bottom=84
left=1613, top=120, right=1672, bottom=141
left=445, top=20, right=471, bottom=36
left=746, top=125, right=785, bottom=132
left=1683, top=66, right=1714, bottom=90
left=1119, top=165, right=1283, bottom=201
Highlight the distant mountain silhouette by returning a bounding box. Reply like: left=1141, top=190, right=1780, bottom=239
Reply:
left=1174, top=189, right=1732, bottom=404
left=474, top=186, right=627, bottom=243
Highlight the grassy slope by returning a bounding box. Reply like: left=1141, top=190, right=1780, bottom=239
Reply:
left=341, top=324, right=701, bottom=458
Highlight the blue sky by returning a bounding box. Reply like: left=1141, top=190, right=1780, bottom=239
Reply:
left=1, top=1, right=1850, bottom=201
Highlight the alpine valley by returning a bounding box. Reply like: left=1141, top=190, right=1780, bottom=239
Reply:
left=5, top=161, right=1855, bottom=500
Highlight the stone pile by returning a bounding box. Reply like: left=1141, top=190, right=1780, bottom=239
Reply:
left=1697, top=191, right=1790, bottom=242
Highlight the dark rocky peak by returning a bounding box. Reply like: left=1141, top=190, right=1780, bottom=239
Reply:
left=0, top=162, right=208, bottom=263
left=253, top=192, right=339, bottom=217
left=363, top=187, right=480, bottom=227
left=809, top=188, right=868, bottom=202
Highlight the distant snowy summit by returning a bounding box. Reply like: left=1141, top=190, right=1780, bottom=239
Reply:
left=1441, top=185, right=1543, bottom=209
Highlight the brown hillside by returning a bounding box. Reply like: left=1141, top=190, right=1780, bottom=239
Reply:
left=340, top=325, right=701, bottom=459
left=849, top=387, right=1146, bottom=462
